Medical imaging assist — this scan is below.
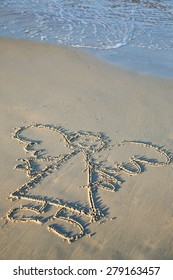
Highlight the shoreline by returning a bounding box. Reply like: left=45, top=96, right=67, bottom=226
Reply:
left=89, top=45, right=173, bottom=79
left=1, top=36, right=173, bottom=80
left=0, top=37, right=173, bottom=260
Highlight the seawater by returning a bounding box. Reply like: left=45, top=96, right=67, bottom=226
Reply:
left=0, top=0, right=173, bottom=77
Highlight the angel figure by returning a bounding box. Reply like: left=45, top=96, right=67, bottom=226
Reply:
left=6, top=124, right=115, bottom=243
left=5, top=124, right=172, bottom=244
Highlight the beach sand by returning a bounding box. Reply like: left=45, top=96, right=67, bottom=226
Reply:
left=0, top=38, right=173, bottom=260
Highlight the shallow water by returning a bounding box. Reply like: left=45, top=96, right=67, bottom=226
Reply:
left=0, top=0, right=173, bottom=77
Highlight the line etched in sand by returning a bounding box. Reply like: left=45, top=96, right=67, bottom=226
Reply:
left=3, top=124, right=172, bottom=244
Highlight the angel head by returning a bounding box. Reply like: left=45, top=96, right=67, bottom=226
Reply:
left=13, top=124, right=109, bottom=160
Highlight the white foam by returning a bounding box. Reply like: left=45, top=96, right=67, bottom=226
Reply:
left=0, top=0, right=173, bottom=77
left=0, top=0, right=172, bottom=51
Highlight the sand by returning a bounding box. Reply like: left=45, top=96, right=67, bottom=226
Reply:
left=0, top=37, right=173, bottom=260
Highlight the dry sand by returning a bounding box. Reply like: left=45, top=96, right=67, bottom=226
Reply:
left=0, top=37, right=173, bottom=260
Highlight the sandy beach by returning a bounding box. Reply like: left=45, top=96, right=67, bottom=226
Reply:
left=0, top=37, right=173, bottom=260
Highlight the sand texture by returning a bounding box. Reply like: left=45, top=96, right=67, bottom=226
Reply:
left=0, top=38, right=173, bottom=260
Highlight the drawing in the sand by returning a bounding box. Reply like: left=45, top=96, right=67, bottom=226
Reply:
left=4, top=124, right=172, bottom=244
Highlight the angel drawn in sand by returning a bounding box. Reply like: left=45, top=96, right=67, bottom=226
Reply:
left=5, top=124, right=172, bottom=244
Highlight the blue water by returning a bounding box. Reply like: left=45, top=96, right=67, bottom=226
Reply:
left=0, top=0, right=173, bottom=77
